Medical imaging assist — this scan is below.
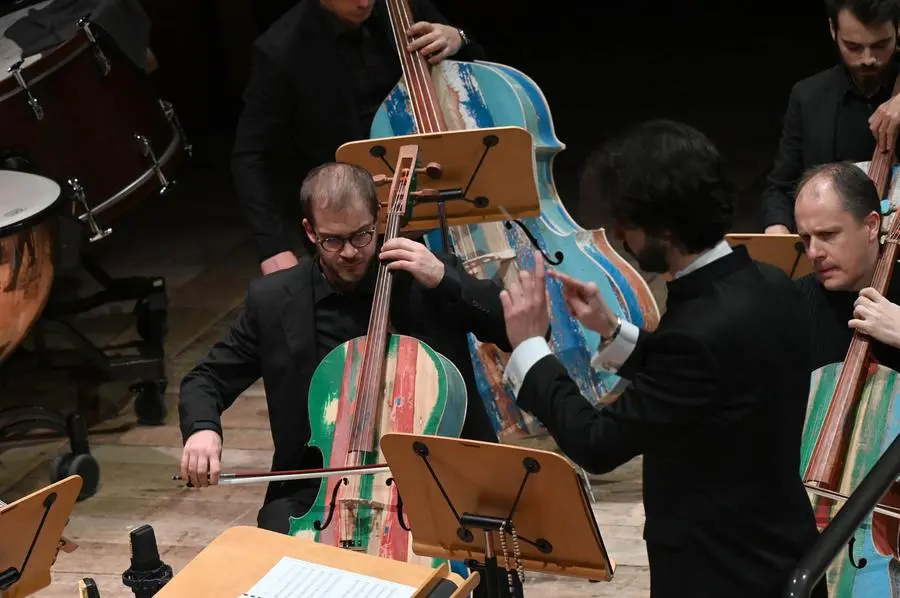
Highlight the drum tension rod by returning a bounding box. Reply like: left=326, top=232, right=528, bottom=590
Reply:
left=77, top=17, right=111, bottom=76
left=159, top=100, right=193, bottom=158
left=135, top=135, right=173, bottom=195
left=7, top=60, right=43, bottom=120
left=68, top=179, right=112, bottom=243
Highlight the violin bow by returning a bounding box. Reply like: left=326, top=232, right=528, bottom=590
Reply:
left=172, top=462, right=391, bottom=487
left=805, top=483, right=900, bottom=522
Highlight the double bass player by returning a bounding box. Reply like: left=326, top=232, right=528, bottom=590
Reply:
left=231, top=0, right=484, bottom=275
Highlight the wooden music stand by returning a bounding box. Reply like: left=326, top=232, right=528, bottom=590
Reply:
left=0, top=476, right=82, bottom=598
left=335, top=127, right=540, bottom=237
left=726, top=233, right=813, bottom=279
left=380, top=433, right=615, bottom=598
left=153, top=526, right=479, bottom=598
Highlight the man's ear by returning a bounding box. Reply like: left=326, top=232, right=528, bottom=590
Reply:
left=302, top=218, right=316, bottom=246
left=865, top=210, right=882, bottom=241
left=830, top=20, right=837, bottom=42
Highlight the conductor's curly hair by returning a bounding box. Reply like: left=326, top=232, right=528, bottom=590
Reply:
left=579, top=119, right=735, bottom=254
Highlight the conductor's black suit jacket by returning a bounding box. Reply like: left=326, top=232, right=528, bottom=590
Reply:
left=178, top=253, right=513, bottom=505
left=231, top=0, right=486, bottom=262
left=513, top=246, right=826, bottom=598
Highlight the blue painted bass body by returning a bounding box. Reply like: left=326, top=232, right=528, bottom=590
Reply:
left=371, top=59, right=660, bottom=440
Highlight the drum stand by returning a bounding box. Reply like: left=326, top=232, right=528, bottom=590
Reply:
left=0, top=215, right=169, bottom=501
left=40, top=214, right=169, bottom=422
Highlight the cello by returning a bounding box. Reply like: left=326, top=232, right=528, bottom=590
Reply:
left=800, top=146, right=900, bottom=596
left=286, top=144, right=467, bottom=570
left=368, top=0, right=660, bottom=442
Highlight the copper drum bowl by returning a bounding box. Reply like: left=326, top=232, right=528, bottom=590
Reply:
left=0, top=170, right=62, bottom=365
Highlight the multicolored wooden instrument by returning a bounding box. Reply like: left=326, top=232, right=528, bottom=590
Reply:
left=287, top=145, right=467, bottom=570
left=369, top=0, right=660, bottom=443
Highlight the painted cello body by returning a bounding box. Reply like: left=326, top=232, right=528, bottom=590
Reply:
left=371, top=58, right=660, bottom=441
left=288, top=334, right=466, bottom=567
left=802, top=361, right=900, bottom=596
left=800, top=160, right=900, bottom=597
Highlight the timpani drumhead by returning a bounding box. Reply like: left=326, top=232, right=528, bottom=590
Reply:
left=0, top=169, right=61, bottom=234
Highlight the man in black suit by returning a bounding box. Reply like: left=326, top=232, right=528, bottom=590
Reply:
left=177, top=161, right=522, bottom=597
left=762, top=0, right=900, bottom=234
left=232, top=0, right=485, bottom=275
left=497, top=120, right=827, bottom=597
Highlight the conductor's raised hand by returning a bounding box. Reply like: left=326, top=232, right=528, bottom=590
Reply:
left=180, top=429, right=222, bottom=488
left=500, top=253, right=550, bottom=348
left=379, top=237, right=445, bottom=288
left=549, top=269, right=618, bottom=337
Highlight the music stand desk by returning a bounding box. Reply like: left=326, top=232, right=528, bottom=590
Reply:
left=153, top=526, right=478, bottom=598
left=380, top=432, right=615, bottom=594
left=726, top=233, right=812, bottom=279
left=0, top=476, right=82, bottom=598
left=336, top=127, right=539, bottom=233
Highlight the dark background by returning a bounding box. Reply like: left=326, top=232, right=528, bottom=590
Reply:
left=53, top=0, right=846, bottom=232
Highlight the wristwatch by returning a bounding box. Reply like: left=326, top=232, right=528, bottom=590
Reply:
left=600, top=316, right=622, bottom=348
left=457, top=29, right=470, bottom=48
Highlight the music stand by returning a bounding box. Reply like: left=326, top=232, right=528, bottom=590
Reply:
left=380, top=433, right=615, bottom=598
left=0, top=476, right=82, bottom=598
left=725, top=233, right=813, bottom=279
left=335, top=127, right=539, bottom=250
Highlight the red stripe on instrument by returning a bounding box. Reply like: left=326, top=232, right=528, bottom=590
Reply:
left=380, top=336, right=418, bottom=561
left=321, top=339, right=365, bottom=546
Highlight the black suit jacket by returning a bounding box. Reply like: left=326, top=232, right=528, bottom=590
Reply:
left=761, top=63, right=898, bottom=230
left=231, top=0, right=486, bottom=262
left=178, top=251, right=512, bottom=504
left=515, top=246, right=826, bottom=598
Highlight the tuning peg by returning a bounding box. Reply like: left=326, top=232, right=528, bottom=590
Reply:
left=372, top=174, right=391, bottom=187
left=416, top=162, right=442, bottom=179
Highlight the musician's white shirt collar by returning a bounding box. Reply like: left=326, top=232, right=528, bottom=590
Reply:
left=502, top=239, right=733, bottom=396
left=673, top=240, right=732, bottom=279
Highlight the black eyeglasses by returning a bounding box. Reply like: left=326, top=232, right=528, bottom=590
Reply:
left=315, top=226, right=376, bottom=252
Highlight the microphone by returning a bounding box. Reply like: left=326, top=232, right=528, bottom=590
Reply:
left=121, top=525, right=173, bottom=597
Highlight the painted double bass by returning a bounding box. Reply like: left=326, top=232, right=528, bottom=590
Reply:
left=287, top=145, right=466, bottom=570
left=800, top=150, right=900, bottom=597
left=369, top=0, right=660, bottom=441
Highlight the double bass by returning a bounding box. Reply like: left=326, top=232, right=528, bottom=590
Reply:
left=286, top=145, right=466, bottom=572
left=367, top=0, right=660, bottom=441
left=800, top=147, right=900, bottom=596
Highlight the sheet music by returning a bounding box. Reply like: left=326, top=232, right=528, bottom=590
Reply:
left=239, top=556, right=417, bottom=598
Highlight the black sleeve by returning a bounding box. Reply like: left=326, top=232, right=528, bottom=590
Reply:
left=231, top=44, right=297, bottom=263
left=516, top=331, right=718, bottom=474
left=408, top=0, right=487, bottom=62
left=760, top=85, right=804, bottom=231
left=178, top=292, right=263, bottom=443
left=426, top=253, right=517, bottom=352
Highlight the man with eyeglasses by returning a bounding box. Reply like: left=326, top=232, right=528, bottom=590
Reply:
left=176, top=162, right=524, bottom=596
